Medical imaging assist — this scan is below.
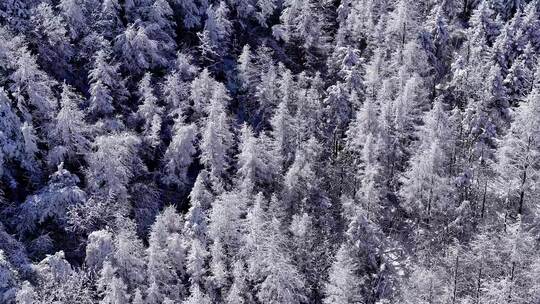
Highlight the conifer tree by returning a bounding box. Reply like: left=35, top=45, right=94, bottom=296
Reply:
left=147, top=206, right=186, bottom=301
left=0, top=88, right=25, bottom=181
left=48, top=83, right=90, bottom=166
left=15, top=281, right=36, bottom=304
left=208, top=191, right=245, bottom=266
left=114, top=22, right=167, bottom=73
left=400, top=100, right=455, bottom=227
left=237, top=124, right=273, bottom=193
left=17, top=163, right=86, bottom=234
left=86, top=133, right=143, bottom=204
left=183, top=284, right=212, bottom=304
left=162, top=122, right=197, bottom=188
left=113, top=219, right=146, bottom=290
left=184, top=171, right=213, bottom=244
left=98, top=261, right=130, bottom=304
left=237, top=45, right=257, bottom=94
left=9, top=48, right=57, bottom=124
left=58, top=0, right=87, bottom=39
left=324, top=245, right=361, bottom=304
left=200, top=90, right=233, bottom=190
left=85, top=229, right=114, bottom=272
left=256, top=218, right=306, bottom=304
left=189, top=68, right=218, bottom=116
left=497, top=88, right=540, bottom=215
left=88, top=44, right=129, bottom=124
left=225, top=260, right=250, bottom=304
left=186, top=238, right=209, bottom=288
left=200, top=2, right=232, bottom=59
left=96, top=0, right=123, bottom=39
left=270, top=100, right=295, bottom=169
left=136, top=73, right=163, bottom=147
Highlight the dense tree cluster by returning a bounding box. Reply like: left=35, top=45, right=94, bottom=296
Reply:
left=1, top=0, right=540, bottom=303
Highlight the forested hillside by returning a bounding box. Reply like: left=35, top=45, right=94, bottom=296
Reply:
left=1, top=0, right=540, bottom=303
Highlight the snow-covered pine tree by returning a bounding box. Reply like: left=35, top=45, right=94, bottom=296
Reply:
left=136, top=73, right=163, bottom=147
left=200, top=86, right=233, bottom=190
left=146, top=206, right=186, bottom=301
left=497, top=88, right=540, bottom=215
left=48, top=83, right=90, bottom=166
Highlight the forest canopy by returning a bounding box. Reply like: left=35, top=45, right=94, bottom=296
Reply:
left=1, top=0, right=540, bottom=303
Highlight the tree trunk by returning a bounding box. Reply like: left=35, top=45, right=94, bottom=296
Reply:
left=452, top=253, right=459, bottom=304
left=427, top=186, right=433, bottom=226
left=518, top=169, right=527, bottom=215
left=475, top=266, right=482, bottom=304
left=518, top=137, right=532, bottom=215
left=429, top=278, right=434, bottom=304
left=508, top=261, right=516, bottom=302
left=480, top=180, right=487, bottom=219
